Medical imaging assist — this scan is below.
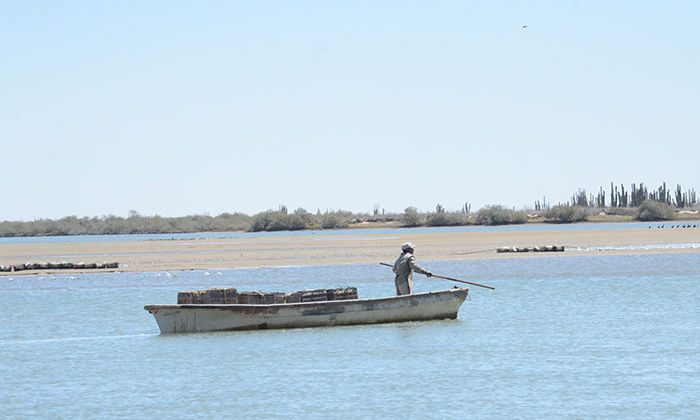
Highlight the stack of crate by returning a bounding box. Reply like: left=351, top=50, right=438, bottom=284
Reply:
left=202, top=288, right=239, bottom=304
left=266, top=292, right=287, bottom=304
left=177, top=288, right=238, bottom=304
left=299, top=289, right=330, bottom=302
left=326, top=287, right=358, bottom=301
left=237, top=291, right=265, bottom=304
left=176, top=286, right=358, bottom=305
left=177, top=291, right=196, bottom=304
left=223, top=288, right=239, bottom=304
left=285, top=292, right=302, bottom=303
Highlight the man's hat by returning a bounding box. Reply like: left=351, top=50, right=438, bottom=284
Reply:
left=401, top=242, right=415, bottom=251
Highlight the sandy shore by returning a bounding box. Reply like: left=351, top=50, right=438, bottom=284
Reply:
left=1, top=225, right=699, bottom=276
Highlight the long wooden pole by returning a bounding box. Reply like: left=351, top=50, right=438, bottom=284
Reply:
left=380, top=262, right=495, bottom=290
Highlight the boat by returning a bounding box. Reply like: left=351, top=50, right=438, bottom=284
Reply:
left=144, top=287, right=469, bottom=333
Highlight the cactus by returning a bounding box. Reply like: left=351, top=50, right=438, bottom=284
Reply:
left=596, top=187, right=606, bottom=208
left=674, top=184, right=684, bottom=208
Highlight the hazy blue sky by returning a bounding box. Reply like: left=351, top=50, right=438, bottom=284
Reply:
left=2, top=1, right=698, bottom=221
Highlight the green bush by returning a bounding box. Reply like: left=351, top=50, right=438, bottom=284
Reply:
left=286, top=214, right=308, bottom=230
left=293, top=208, right=315, bottom=227
left=320, top=213, right=349, bottom=229
left=543, top=205, right=588, bottom=223
left=636, top=200, right=676, bottom=221
left=249, top=210, right=311, bottom=232
left=401, top=207, right=423, bottom=227
left=426, top=212, right=470, bottom=227
left=511, top=212, right=528, bottom=224
left=248, top=211, right=274, bottom=232
left=208, top=213, right=252, bottom=232
left=266, top=215, right=291, bottom=231
left=475, top=205, right=527, bottom=226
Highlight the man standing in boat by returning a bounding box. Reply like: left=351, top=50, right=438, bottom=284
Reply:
left=393, top=242, right=433, bottom=295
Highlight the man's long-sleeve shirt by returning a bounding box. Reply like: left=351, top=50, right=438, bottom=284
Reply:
left=393, top=252, right=430, bottom=294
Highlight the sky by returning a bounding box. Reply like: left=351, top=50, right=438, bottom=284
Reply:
left=2, top=1, right=699, bottom=221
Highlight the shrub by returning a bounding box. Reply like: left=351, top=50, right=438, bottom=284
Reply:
left=266, top=215, right=291, bottom=231
left=249, top=211, right=275, bottom=232
left=293, top=208, right=314, bottom=227
left=249, top=210, right=311, bottom=232
left=426, top=212, right=470, bottom=227
left=401, top=207, right=423, bottom=227
left=320, top=213, right=348, bottom=229
left=544, top=205, right=588, bottom=223
left=286, top=214, right=308, bottom=230
left=209, top=213, right=252, bottom=232
left=476, top=205, right=527, bottom=226
left=510, top=211, right=528, bottom=224
left=636, top=200, right=676, bottom=221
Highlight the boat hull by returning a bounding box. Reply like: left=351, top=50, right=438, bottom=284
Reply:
left=144, top=287, right=469, bottom=333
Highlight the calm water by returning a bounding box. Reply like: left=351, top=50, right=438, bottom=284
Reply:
left=1, top=253, right=699, bottom=419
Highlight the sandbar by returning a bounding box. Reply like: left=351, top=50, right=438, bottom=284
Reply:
left=1, top=225, right=699, bottom=276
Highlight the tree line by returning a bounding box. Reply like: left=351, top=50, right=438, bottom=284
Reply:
left=0, top=205, right=529, bottom=236
left=0, top=211, right=252, bottom=237
left=1, top=182, right=697, bottom=236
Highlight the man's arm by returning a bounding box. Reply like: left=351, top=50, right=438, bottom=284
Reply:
left=408, top=256, right=432, bottom=277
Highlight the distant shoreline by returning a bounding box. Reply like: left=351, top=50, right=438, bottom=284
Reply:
left=2, top=212, right=699, bottom=239
left=345, top=212, right=700, bottom=228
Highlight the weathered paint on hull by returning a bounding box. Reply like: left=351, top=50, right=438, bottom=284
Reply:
left=144, top=287, right=469, bottom=333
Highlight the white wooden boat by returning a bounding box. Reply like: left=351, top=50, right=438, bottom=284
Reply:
left=144, top=287, right=469, bottom=333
